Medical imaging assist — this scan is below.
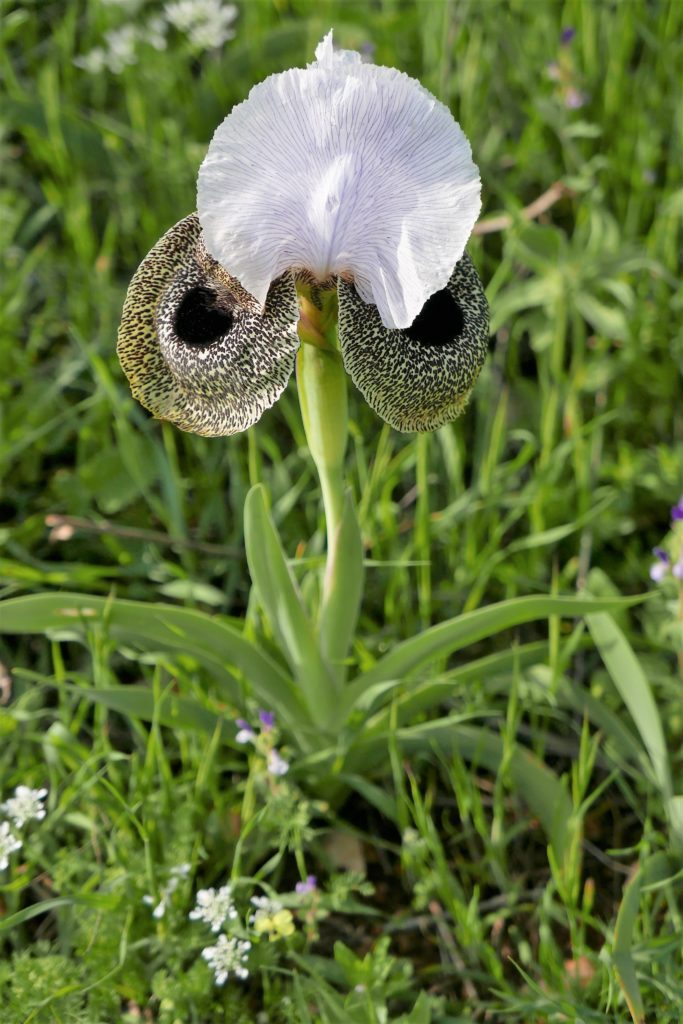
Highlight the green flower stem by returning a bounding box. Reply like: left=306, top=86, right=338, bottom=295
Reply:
left=297, top=344, right=347, bottom=555
left=296, top=286, right=348, bottom=559
left=296, top=285, right=364, bottom=685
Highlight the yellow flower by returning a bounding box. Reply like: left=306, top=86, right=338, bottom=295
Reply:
left=253, top=908, right=295, bottom=941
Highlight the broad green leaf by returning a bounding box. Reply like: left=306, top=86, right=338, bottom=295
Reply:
left=586, top=612, right=672, bottom=801
left=318, top=491, right=364, bottom=682
left=612, top=852, right=671, bottom=1024
left=244, top=485, right=337, bottom=728
left=66, top=684, right=227, bottom=737
left=0, top=593, right=305, bottom=729
left=349, top=594, right=647, bottom=697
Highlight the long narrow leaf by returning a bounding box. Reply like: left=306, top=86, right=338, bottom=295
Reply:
left=244, top=485, right=337, bottom=727
left=318, top=491, right=364, bottom=681
left=586, top=612, right=671, bottom=801
left=341, top=640, right=551, bottom=722
left=612, top=852, right=671, bottom=1024
left=349, top=594, right=647, bottom=695
left=0, top=593, right=305, bottom=728
left=67, top=684, right=227, bottom=737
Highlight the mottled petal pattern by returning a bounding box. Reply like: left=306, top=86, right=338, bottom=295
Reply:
left=338, top=253, right=489, bottom=432
left=117, top=214, right=300, bottom=436
left=198, top=31, right=481, bottom=330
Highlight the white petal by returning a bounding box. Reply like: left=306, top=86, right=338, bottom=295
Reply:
left=198, top=33, right=481, bottom=329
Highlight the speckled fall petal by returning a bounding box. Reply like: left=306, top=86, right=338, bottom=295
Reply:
left=198, top=31, right=481, bottom=330
left=337, top=253, right=489, bottom=432
left=117, top=214, right=300, bottom=436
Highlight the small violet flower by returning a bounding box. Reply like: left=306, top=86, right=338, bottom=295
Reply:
left=565, top=87, right=587, bottom=110
left=295, top=874, right=317, bottom=895
left=1, top=786, right=48, bottom=829
left=649, top=499, right=683, bottom=585
left=0, top=821, right=22, bottom=870
left=202, top=934, right=251, bottom=985
left=118, top=31, right=489, bottom=436
left=234, top=718, right=256, bottom=744
left=189, top=885, right=238, bottom=932
left=258, top=709, right=275, bottom=731
left=560, top=27, right=576, bottom=45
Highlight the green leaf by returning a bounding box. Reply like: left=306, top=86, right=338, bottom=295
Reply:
left=348, top=594, right=647, bottom=699
left=0, top=894, right=117, bottom=934
left=575, top=292, right=628, bottom=339
left=318, top=490, right=364, bottom=681
left=66, top=684, right=227, bottom=737
left=586, top=612, right=672, bottom=801
left=337, top=772, right=399, bottom=823
left=244, top=484, right=337, bottom=728
left=612, top=852, right=671, bottom=1024
left=341, top=641, right=551, bottom=722
left=0, top=593, right=305, bottom=730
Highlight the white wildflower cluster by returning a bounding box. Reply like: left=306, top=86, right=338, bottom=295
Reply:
left=142, top=862, right=191, bottom=919
left=188, top=881, right=251, bottom=985
left=201, top=934, right=251, bottom=985
left=187, top=875, right=309, bottom=985
left=189, top=884, right=238, bottom=931
left=165, top=0, right=237, bottom=50
left=0, top=786, right=48, bottom=871
left=74, top=0, right=237, bottom=74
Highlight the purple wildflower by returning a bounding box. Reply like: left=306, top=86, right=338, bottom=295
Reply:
left=235, top=718, right=255, bottom=744
left=295, top=874, right=317, bottom=895
left=259, top=709, right=276, bottom=731
left=565, top=87, right=587, bottom=109
left=653, top=547, right=669, bottom=564
left=560, top=27, right=576, bottom=45
left=671, top=497, right=683, bottom=522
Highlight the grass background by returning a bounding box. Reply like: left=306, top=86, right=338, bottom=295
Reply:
left=1, top=0, right=682, bottom=1020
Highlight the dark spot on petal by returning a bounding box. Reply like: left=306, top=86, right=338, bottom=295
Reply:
left=406, top=288, right=464, bottom=347
left=173, top=286, right=234, bottom=347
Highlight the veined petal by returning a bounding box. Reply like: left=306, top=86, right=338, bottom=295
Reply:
left=117, top=214, right=299, bottom=436
left=198, top=31, right=481, bottom=329
left=338, top=252, right=489, bottom=432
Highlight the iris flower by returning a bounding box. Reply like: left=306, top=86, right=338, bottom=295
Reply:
left=118, top=32, right=489, bottom=435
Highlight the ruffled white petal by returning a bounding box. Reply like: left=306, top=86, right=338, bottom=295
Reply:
left=198, top=32, right=481, bottom=329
